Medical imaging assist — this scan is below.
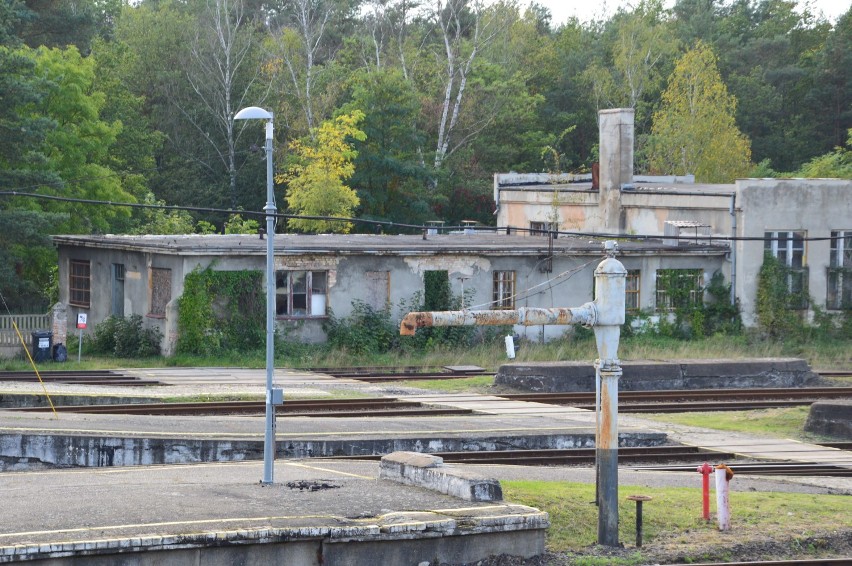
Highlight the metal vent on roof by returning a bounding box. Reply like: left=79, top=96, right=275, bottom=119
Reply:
left=663, top=221, right=711, bottom=246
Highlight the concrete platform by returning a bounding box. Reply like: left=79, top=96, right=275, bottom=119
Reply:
left=496, top=358, right=819, bottom=392
left=805, top=399, right=852, bottom=439
left=0, top=459, right=547, bottom=564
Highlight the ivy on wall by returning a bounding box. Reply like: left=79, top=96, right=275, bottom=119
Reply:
left=176, top=266, right=264, bottom=355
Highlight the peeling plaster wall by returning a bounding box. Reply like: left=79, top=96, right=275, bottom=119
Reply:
left=736, top=178, right=852, bottom=326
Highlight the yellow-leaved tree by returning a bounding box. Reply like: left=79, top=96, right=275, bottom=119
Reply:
left=279, top=111, right=366, bottom=233
left=649, top=42, right=752, bottom=183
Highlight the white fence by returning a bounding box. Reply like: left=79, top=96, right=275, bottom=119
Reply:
left=0, top=313, right=51, bottom=348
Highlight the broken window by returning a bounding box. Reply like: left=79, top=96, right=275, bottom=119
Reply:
left=149, top=267, right=172, bottom=317
left=529, top=221, right=558, bottom=237
left=424, top=270, right=451, bottom=311
left=275, top=271, right=327, bottom=317
left=827, top=230, right=852, bottom=310
left=493, top=271, right=516, bottom=310
left=764, top=231, right=808, bottom=309
left=625, top=270, right=640, bottom=313
left=69, top=259, right=91, bottom=308
left=655, top=269, right=702, bottom=312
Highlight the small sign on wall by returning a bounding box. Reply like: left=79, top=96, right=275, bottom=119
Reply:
left=77, top=313, right=88, bottom=329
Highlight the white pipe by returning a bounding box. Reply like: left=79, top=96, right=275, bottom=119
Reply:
left=715, top=466, right=732, bottom=530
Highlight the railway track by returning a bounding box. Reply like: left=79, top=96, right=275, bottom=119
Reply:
left=502, top=387, right=852, bottom=413
left=0, top=369, right=163, bottom=386
left=6, top=397, right=474, bottom=418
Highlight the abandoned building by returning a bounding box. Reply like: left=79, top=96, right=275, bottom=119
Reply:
left=495, top=108, right=852, bottom=326
left=52, top=233, right=727, bottom=354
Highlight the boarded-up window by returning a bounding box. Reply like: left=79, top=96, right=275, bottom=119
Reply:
left=365, top=271, right=390, bottom=310
left=150, top=268, right=172, bottom=317
left=69, top=260, right=91, bottom=307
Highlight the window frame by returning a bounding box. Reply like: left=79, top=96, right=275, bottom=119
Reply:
left=69, top=259, right=91, bottom=308
left=492, top=270, right=516, bottom=310
left=625, top=270, right=640, bottom=313
left=827, top=230, right=852, bottom=310
left=148, top=267, right=172, bottom=318
left=275, top=270, right=328, bottom=318
left=529, top=221, right=559, bottom=237
left=655, top=269, right=703, bottom=312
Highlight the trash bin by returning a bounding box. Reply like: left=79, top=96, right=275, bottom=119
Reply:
left=31, top=330, right=52, bottom=363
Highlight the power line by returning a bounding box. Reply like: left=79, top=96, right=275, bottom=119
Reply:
left=0, top=190, right=847, bottom=243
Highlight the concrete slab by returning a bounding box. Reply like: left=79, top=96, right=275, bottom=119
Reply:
left=0, top=460, right=547, bottom=564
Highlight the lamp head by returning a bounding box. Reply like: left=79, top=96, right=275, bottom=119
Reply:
left=234, top=106, right=273, bottom=121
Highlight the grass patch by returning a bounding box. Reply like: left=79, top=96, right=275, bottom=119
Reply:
left=390, top=375, right=495, bottom=392
left=502, top=481, right=850, bottom=554
left=640, top=407, right=840, bottom=442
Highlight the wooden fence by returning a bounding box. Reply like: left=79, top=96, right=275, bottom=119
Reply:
left=0, top=313, right=51, bottom=347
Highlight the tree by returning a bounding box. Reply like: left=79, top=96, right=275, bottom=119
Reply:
left=794, top=129, right=852, bottom=179
left=648, top=41, right=751, bottom=182
left=280, top=111, right=365, bottom=233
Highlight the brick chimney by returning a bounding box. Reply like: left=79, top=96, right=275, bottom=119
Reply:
left=598, top=109, right=634, bottom=232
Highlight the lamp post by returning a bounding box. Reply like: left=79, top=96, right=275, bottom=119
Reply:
left=234, top=106, right=279, bottom=484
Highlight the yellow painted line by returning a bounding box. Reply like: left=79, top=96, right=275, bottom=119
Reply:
left=1, top=461, right=262, bottom=477
left=283, top=461, right=373, bottom=480
left=0, top=515, right=344, bottom=540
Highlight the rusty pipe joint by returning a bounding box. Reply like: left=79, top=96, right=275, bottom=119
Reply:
left=399, top=305, right=597, bottom=336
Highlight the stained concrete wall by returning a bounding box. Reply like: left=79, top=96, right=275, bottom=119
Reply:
left=735, top=178, right=852, bottom=326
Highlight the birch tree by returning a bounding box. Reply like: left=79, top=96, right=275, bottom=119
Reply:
left=185, top=0, right=266, bottom=208
left=430, top=0, right=511, bottom=170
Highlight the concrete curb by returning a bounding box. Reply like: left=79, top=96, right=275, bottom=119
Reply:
left=0, top=505, right=548, bottom=564
left=380, top=451, right=503, bottom=501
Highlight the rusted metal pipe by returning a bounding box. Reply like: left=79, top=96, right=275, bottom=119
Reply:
left=399, top=305, right=596, bottom=336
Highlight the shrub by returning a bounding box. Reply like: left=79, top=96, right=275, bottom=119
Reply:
left=89, top=315, right=161, bottom=358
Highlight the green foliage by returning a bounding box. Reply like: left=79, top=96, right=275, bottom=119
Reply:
left=649, top=41, right=752, bottom=182
left=324, top=301, right=398, bottom=355
left=224, top=213, right=260, bottom=234
left=794, top=129, right=852, bottom=179
left=89, top=315, right=162, bottom=358
left=281, top=112, right=366, bottom=234
left=756, top=254, right=806, bottom=339
left=176, top=267, right=264, bottom=355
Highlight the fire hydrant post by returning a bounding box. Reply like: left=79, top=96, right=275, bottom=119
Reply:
left=626, top=495, right=652, bottom=547
left=697, top=462, right=713, bottom=521
left=715, top=464, right=734, bottom=531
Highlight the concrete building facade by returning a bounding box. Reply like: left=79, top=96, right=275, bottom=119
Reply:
left=53, top=234, right=727, bottom=353
left=494, top=108, right=852, bottom=325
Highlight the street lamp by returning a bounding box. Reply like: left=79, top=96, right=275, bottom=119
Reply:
left=234, top=106, right=281, bottom=484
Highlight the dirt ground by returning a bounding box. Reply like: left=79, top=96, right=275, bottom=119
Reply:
left=447, top=529, right=852, bottom=565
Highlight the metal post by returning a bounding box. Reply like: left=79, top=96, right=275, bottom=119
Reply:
left=77, top=328, right=82, bottom=363
left=262, top=118, right=276, bottom=485
left=597, top=364, right=621, bottom=546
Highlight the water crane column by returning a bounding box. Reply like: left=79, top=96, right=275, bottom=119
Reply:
left=399, top=241, right=627, bottom=545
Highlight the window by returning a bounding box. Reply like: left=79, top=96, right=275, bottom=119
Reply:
left=493, top=271, right=516, bottom=310
left=530, top=221, right=558, bottom=237
left=149, top=268, right=172, bottom=317
left=69, top=260, right=91, bottom=307
left=765, top=231, right=808, bottom=309
left=828, top=231, right=852, bottom=310
left=625, top=270, right=640, bottom=313
left=655, top=269, right=703, bottom=312
left=424, top=270, right=450, bottom=311
left=276, top=270, right=327, bottom=317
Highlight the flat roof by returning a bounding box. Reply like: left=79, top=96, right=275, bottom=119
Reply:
left=52, top=233, right=728, bottom=256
